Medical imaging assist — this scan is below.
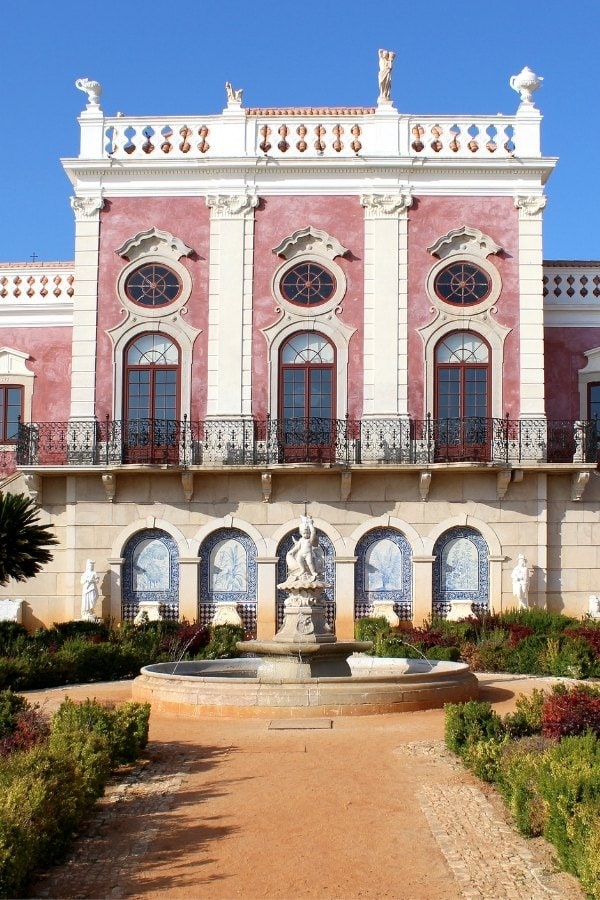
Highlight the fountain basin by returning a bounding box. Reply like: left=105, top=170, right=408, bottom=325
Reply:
left=132, top=656, right=478, bottom=717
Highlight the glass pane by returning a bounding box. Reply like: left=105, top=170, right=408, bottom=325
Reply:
left=437, top=368, right=460, bottom=418
left=436, top=332, right=488, bottom=363
left=153, top=370, right=177, bottom=419
left=282, top=369, right=306, bottom=419
left=127, top=370, right=151, bottom=419
left=281, top=333, right=334, bottom=364
left=464, top=369, right=488, bottom=417
left=127, top=334, right=178, bottom=365
left=590, top=384, right=600, bottom=421
left=309, top=369, right=332, bottom=419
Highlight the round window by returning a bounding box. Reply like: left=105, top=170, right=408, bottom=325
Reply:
left=280, top=262, right=336, bottom=306
left=125, top=264, right=182, bottom=307
left=434, top=262, right=491, bottom=306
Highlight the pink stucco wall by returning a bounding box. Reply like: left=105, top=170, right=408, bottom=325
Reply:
left=96, top=198, right=210, bottom=420
left=251, top=196, right=364, bottom=420
left=0, top=327, right=72, bottom=421
left=544, top=327, right=600, bottom=419
left=407, top=196, right=521, bottom=418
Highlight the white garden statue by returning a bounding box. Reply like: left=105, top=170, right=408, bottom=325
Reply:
left=285, top=515, right=325, bottom=583
left=80, top=559, right=101, bottom=620
left=511, top=554, right=531, bottom=608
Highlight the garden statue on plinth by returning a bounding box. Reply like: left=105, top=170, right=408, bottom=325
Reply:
left=275, top=515, right=334, bottom=644
left=80, top=559, right=100, bottom=621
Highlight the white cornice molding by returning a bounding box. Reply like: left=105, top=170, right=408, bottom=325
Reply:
left=360, top=191, right=413, bottom=217
left=206, top=193, right=259, bottom=218
left=544, top=307, right=600, bottom=327
left=0, top=304, right=73, bottom=327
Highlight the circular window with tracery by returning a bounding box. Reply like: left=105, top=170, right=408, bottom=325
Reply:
left=280, top=262, right=336, bottom=306
left=125, top=264, right=182, bottom=307
left=434, top=262, right=491, bottom=306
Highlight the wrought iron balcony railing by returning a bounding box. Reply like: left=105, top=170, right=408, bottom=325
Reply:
left=12, top=415, right=599, bottom=469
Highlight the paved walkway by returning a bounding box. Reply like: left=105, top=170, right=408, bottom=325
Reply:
left=23, top=675, right=583, bottom=900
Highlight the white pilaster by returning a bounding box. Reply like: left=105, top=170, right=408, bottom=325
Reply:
left=361, top=192, right=412, bottom=417
left=206, top=194, right=258, bottom=418
left=515, top=195, right=547, bottom=418
left=69, top=196, right=104, bottom=419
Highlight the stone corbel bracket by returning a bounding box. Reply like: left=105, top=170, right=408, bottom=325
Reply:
left=261, top=472, right=272, bottom=503
left=419, top=471, right=432, bottom=501
left=24, top=473, right=42, bottom=505
left=340, top=470, right=351, bottom=501
left=101, top=472, right=116, bottom=502
left=496, top=469, right=512, bottom=500
left=181, top=471, right=194, bottom=502
left=572, top=470, right=590, bottom=502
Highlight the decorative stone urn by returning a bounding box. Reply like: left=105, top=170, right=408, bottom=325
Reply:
left=509, top=66, right=543, bottom=106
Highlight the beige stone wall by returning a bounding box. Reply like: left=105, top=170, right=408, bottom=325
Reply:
left=1, top=467, right=597, bottom=634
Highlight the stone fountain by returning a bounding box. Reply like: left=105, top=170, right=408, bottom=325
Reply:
left=132, top=514, right=478, bottom=717
left=240, top=515, right=371, bottom=679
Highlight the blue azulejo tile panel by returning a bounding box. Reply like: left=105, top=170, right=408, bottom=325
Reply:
left=122, top=529, right=180, bottom=621
left=198, top=529, right=257, bottom=636
left=432, top=526, right=489, bottom=618
left=354, top=528, right=413, bottom=620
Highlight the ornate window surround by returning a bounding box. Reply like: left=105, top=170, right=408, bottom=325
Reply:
left=426, top=226, right=502, bottom=317
left=271, top=226, right=348, bottom=318
left=109, top=229, right=200, bottom=419
left=419, top=226, right=510, bottom=418
left=0, top=348, right=33, bottom=438
left=115, top=227, right=193, bottom=321
left=578, top=346, right=600, bottom=419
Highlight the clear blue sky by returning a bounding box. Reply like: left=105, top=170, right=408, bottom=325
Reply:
left=1, top=0, right=598, bottom=262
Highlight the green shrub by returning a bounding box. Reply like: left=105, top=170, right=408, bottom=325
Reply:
left=536, top=733, right=600, bottom=875
left=497, top=738, right=548, bottom=835
left=504, top=633, right=547, bottom=675
left=426, top=645, right=461, bottom=662
left=50, top=697, right=150, bottom=767
left=0, top=691, right=27, bottom=740
left=354, top=617, right=391, bottom=645
left=569, top=797, right=600, bottom=900
left=503, top=689, right=546, bottom=738
left=199, top=624, right=245, bottom=659
left=445, top=700, right=504, bottom=756
left=0, top=623, right=28, bottom=656
left=542, top=636, right=595, bottom=679
left=462, top=734, right=509, bottom=782
left=460, top=630, right=511, bottom=672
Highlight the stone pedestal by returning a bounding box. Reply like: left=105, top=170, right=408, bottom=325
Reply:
left=211, top=601, right=243, bottom=627
left=274, top=578, right=335, bottom=644
left=372, top=600, right=400, bottom=628
left=134, top=601, right=163, bottom=625
left=447, top=600, right=474, bottom=622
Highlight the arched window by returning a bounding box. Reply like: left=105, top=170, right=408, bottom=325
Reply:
left=279, top=332, right=336, bottom=461
left=435, top=331, right=491, bottom=460
left=123, top=333, right=181, bottom=463
left=432, top=527, right=489, bottom=618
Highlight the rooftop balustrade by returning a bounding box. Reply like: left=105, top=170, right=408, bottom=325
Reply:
left=10, top=415, right=598, bottom=472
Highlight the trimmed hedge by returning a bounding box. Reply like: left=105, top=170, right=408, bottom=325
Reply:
left=0, top=697, right=150, bottom=897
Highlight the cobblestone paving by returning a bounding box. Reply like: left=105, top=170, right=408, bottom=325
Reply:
left=404, top=741, right=582, bottom=900
left=33, top=744, right=192, bottom=899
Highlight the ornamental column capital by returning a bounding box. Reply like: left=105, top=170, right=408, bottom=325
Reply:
left=206, top=193, right=259, bottom=219
left=514, top=194, right=547, bottom=218
left=360, top=191, right=413, bottom=218
left=70, top=195, right=104, bottom=220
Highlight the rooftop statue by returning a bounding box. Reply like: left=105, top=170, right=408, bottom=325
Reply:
left=509, top=66, right=543, bottom=107
left=377, top=49, right=395, bottom=103
left=225, top=81, right=243, bottom=104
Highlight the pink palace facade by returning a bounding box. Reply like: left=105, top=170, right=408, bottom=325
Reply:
left=1, top=62, right=599, bottom=636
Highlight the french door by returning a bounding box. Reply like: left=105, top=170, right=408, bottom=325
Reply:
left=435, top=332, right=490, bottom=460
left=279, top=332, right=335, bottom=461
left=124, top=334, right=180, bottom=463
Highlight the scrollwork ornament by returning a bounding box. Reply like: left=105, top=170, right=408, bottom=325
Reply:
left=206, top=193, right=259, bottom=219
left=514, top=195, right=547, bottom=217
left=70, top=196, right=105, bottom=220
left=360, top=192, right=413, bottom=218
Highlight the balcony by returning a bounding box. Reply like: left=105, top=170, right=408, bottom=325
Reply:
left=11, top=415, right=598, bottom=471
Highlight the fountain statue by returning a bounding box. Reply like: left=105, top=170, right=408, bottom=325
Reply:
left=239, top=514, right=371, bottom=678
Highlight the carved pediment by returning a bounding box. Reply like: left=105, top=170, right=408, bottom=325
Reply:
left=0, top=347, right=31, bottom=377
left=273, top=226, right=348, bottom=261
left=427, top=226, right=501, bottom=261
left=115, top=228, right=193, bottom=263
